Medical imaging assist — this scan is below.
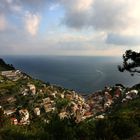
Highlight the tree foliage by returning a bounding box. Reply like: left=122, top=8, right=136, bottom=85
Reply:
left=118, top=50, right=140, bottom=75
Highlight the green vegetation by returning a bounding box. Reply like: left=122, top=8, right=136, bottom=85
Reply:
left=0, top=81, right=15, bottom=88
left=0, top=58, right=15, bottom=71
left=55, top=98, right=70, bottom=111
left=1, top=99, right=140, bottom=140
left=0, top=57, right=140, bottom=140
left=118, top=50, right=140, bottom=76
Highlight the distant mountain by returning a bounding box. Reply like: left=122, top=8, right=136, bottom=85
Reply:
left=0, top=58, right=15, bottom=71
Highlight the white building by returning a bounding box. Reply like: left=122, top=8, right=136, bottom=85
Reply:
left=34, top=107, right=40, bottom=116
left=28, top=84, right=36, bottom=95
left=19, top=109, right=30, bottom=125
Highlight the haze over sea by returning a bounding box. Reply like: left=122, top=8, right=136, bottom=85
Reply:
left=3, top=56, right=140, bottom=94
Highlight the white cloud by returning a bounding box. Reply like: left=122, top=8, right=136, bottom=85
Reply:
left=0, top=0, right=140, bottom=55
left=24, top=12, right=41, bottom=36
left=58, top=0, right=140, bottom=48
left=76, top=0, right=93, bottom=11
left=60, top=0, right=140, bottom=34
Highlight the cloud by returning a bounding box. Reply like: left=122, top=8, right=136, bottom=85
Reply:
left=60, top=0, right=93, bottom=29
left=2, top=0, right=140, bottom=35
left=60, top=0, right=93, bottom=11
left=62, top=11, right=89, bottom=29
left=75, top=0, right=93, bottom=11
left=60, top=0, right=140, bottom=34
left=19, top=0, right=55, bottom=12
left=58, top=0, right=140, bottom=49
left=24, top=12, right=41, bottom=36
left=89, top=0, right=128, bottom=31
left=0, top=0, right=22, bottom=14
left=0, top=0, right=51, bottom=35
left=0, top=0, right=140, bottom=56
left=0, top=14, right=7, bottom=31
left=106, top=34, right=140, bottom=46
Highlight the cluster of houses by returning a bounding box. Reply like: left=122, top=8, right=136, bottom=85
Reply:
left=21, top=84, right=36, bottom=96
left=0, top=69, right=140, bottom=126
left=87, top=85, right=140, bottom=117
left=57, top=92, right=92, bottom=123
left=2, top=107, right=30, bottom=125
left=122, top=89, right=138, bottom=102
left=0, top=75, right=94, bottom=125
left=0, top=70, right=24, bottom=81
left=32, top=90, right=93, bottom=123
left=42, top=97, right=55, bottom=113
left=2, top=83, right=140, bottom=125
left=10, top=109, right=30, bottom=125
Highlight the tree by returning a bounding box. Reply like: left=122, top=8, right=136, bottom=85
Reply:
left=118, top=50, right=140, bottom=75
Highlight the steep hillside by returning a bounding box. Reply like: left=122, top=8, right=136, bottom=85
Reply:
left=0, top=58, right=15, bottom=71
left=0, top=59, right=140, bottom=140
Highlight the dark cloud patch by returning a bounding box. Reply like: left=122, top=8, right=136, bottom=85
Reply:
left=106, top=33, right=140, bottom=46
left=19, top=0, right=53, bottom=12
left=62, top=11, right=89, bottom=29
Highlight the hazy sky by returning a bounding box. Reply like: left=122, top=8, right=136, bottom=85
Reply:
left=0, top=0, right=140, bottom=56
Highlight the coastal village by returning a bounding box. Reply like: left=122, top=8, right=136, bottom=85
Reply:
left=0, top=69, right=140, bottom=126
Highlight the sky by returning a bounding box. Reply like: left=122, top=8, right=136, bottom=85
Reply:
left=0, top=0, right=140, bottom=56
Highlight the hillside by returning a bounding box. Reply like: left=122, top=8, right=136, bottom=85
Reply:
left=0, top=59, right=140, bottom=140
left=0, top=58, right=15, bottom=71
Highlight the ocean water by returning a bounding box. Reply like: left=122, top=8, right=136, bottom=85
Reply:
left=2, top=56, right=140, bottom=94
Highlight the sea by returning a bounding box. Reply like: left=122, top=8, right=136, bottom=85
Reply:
left=2, top=55, right=140, bottom=94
